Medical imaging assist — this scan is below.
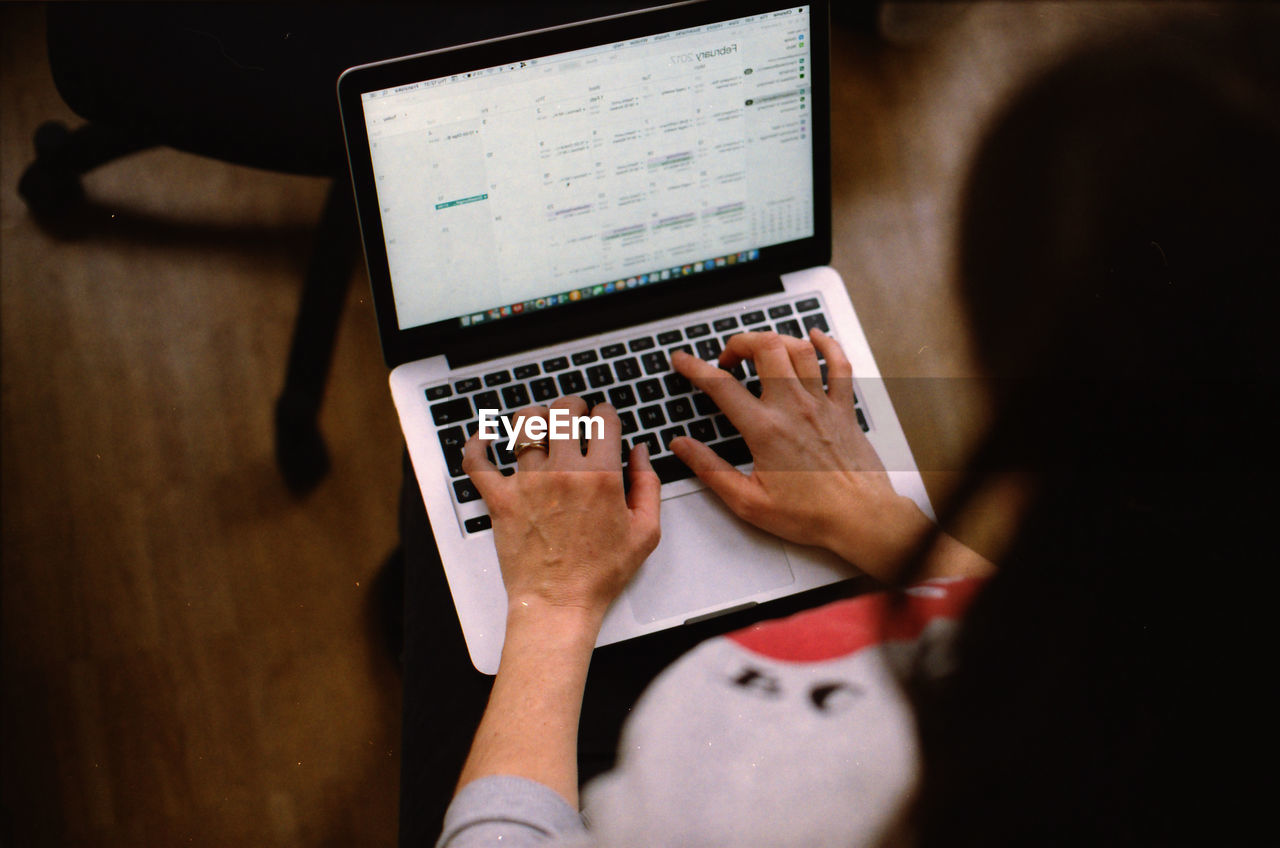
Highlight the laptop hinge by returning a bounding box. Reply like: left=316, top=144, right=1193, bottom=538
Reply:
left=443, top=270, right=785, bottom=369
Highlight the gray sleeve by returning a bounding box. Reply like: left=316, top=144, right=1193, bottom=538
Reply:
left=434, top=776, right=590, bottom=848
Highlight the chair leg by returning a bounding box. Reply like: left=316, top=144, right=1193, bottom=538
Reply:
left=275, top=177, right=359, bottom=495
left=18, top=120, right=157, bottom=217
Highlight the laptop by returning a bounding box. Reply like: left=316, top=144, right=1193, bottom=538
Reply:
left=338, top=0, right=933, bottom=673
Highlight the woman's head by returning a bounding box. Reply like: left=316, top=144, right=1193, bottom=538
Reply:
left=957, top=12, right=1279, bottom=477
left=908, top=11, right=1280, bottom=845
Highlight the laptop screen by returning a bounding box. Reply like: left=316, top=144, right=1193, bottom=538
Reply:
left=358, top=4, right=814, bottom=333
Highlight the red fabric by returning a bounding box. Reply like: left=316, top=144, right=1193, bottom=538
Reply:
left=727, top=578, right=986, bottom=663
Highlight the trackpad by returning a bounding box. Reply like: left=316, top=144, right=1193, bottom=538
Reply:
left=625, top=491, right=794, bottom=624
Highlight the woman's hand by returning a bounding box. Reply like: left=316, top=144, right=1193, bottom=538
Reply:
left=670, top=329, right=945, bottom=582
left=455, top=397, right=660, bottom=807
left=463, top=396, right=662, bottom=620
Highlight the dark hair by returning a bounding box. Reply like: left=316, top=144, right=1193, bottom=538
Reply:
left=901, top=11, right=1280, bottom=846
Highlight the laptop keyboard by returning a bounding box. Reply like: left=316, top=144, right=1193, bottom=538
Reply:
left=423, top=294, right=872, bottom=534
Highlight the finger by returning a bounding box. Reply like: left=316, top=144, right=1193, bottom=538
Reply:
left=668, top=436, right=759, bottom=516
left=718, top=332, right=796, bottom=379
left=547, top=395, right=589, bottom=460
left=625, top=442, right=662, bottom=535
left=810, top=327, right=854, bottom=406
left=512, top=405, right=551, bottom=470
left=787, top=337, right=824, bottom=395
left=462, top=433, right=506, bottom=499
left=671, top=349, right=758, bottom=423
left=584, top=402, right=622, bottom=467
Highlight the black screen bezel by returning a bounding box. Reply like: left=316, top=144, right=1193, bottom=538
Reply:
left=339, top=0, right=831, bottom=368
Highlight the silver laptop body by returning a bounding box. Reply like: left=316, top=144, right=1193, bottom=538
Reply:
left=339, top=0, right=932, bottom=673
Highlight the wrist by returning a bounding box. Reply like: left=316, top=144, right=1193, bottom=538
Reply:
left=824, top=493, right=935, bottom=582
left=504, top=595, right=606, bottom=649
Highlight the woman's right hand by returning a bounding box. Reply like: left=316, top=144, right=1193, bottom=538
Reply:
left=670, top=329, right=966, bottom=582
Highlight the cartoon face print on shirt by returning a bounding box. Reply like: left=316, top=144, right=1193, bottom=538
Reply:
left=727, top=663, right=866, bottom=715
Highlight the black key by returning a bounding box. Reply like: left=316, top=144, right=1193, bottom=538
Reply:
left=722, top=334, right=738, bottom=347
left=467, top=420, right=481, bottom=436
left=668, top=343, right=693, bottom=357
left=632, top=432, right=661, bottom=457
left=430, top=396, right=472, bottom=426
left=500, top=467, right=515, bottom=477
left=727, top=362, right=747, bottom=380
left=819, top=362, right=829, bottom=387
left=438, top=426, right=466, bottom=450
left=649, top=454, right=696, bottom=483
left=474, top=390, right=500, bottom=413
left=711, top=436, right=753, bottom=467
left=453, top=479, right=482, bottom=503
left=714, top=414, right=739, bottom=438
left=601, top=343, right=626, bottom=358
left=608, top=385, right=637, bottom=409
left=713, top=317, right=739, bottom=332
left=572, top=350, right=598, bottom=365
left=484, top=369, right=511, bottom=386
left=768, top=304, right=794, bottom=319
left=464, top=515, right=492, bottom=534
left=586, top=363, right=615, bottom=388
left=628, top=336, right=655, bottom=352
left=614, top=357, right=642, bottom=382
left=745, top=379, right=763, bottom=397
left=636, top=378, right=664, bottom=403
left=741, top=310, right=766, bottom=325
left=558, top=371, right=586, bottom=395
left=777, top=319, right=803, bottom=338
left=688, top=418, right=717, bottom=442
left=664, top=372, right=692, bottom=396
left=531, top=377, right=558, bottom=402
left=685, top=323, right=711, bottom=339
left=513, top=364, right=540, bottom=379
left=455, top=377, right=482, bottom=393
left=641, top=351, right=670, bottom=374
left=665, top=397, right=694, bottom=422
left=582, top=391, right=606, bottom=409
left=618, top=409, right=639, bottom=435
left=696, top=338, right=722, bottom=360
left=660, top=425, right=687, bottom=448
left=494, top=443, right=516, bottom=466
left=802, top=313, right=829, bottom=333
left=746, top=359, right=757, bottom=377
left=426, top=384, right=452, bottom=400
left=657, top=330, right=683, bottom=345
left=501, top=384, right=530, bottom=409
left=796, top=297, right=821, bottom=312
left=639, top=404, right=667, bottom=429
left=443, top=446, right=466, bottom=478
left=494, top=384, right=524, bottom=412
left=692, top=392, right=719, bottom=416
left=543, top=356, right=569, bottom=372
left=856, top=408, right=869, bottom=432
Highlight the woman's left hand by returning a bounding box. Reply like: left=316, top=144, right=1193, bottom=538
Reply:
left=462, top=396, right=662, bottom=621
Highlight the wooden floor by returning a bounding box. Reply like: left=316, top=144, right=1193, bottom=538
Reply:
left=1, top=3, right=1196, bottom=845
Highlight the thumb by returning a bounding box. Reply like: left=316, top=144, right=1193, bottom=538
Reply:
left=626, top=443, right=662, bottom=543
left=669, top=437, right=758, bottom=517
